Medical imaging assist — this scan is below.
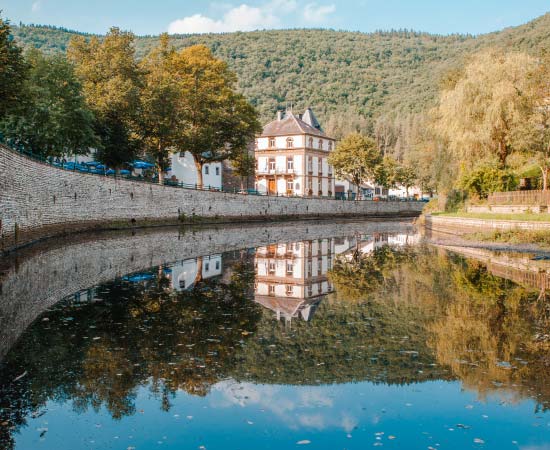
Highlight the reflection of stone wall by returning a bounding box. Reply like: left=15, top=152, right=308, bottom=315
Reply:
left=0, top=145, right=423, bottom=251
left=0, top=220, right=415, bottom=362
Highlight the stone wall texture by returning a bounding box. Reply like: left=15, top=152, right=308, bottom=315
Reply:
left=0, top=145, right=424, bottom=251
left=0, top=220, right=416, bottom=361
left=425, top=214, right=550, bottom=235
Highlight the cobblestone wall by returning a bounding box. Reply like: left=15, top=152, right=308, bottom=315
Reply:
left=0, top=145, right=423, bottom=250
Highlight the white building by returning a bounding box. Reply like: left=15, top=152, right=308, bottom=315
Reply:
left=255, top=108, right=336, bottom=197
left=169, top=254, right=223, bottom=291
left=254, top=239, right=336, bottom=323
left=168, top=152, right=222, bottom=190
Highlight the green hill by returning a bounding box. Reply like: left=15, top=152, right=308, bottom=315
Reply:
left=10, top=14, right=550, bottom=131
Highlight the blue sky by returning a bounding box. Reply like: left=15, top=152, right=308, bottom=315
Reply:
left=1, top=0, right=548, bottom=36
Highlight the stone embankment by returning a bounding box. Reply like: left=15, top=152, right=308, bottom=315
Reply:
left=0, top=220, right=416, bottom=362
left=424, top=214, right=550, bottom=236
left=0, top=144, right=424, bottom=252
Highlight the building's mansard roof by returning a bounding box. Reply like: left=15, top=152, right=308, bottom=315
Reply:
left=261, top=108, right=330, bottom=139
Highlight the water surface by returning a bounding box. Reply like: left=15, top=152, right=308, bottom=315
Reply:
left=1, top=222, right=549, bottom=450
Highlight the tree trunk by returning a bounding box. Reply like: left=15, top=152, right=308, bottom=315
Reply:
left=194, top=159, right=203, bottom=189
left=240, top=178, right=245, bottom=191
left=158, top=143, right=164, bottom=186
left=542, top=165, right=548, bottom=191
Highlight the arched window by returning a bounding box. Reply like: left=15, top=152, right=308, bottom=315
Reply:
left=319, top=139, right=323, bottom=150
left=328, top=141, right=333, bottom=151
left=286, top=137, right=294, bottom=148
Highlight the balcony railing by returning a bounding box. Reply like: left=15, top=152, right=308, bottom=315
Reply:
left=257, top=168, right=297, bottom=175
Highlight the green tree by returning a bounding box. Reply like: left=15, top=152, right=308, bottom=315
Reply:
left=394, top=164, right=417, bottom=197
left=139, top=34, right=184, bottom=184
left=230, top=146, right=255, bottom=190
left=520, top=51, right=550, bottom=190
left=174, top=45, right=260, bottom=187
left=328, top=133, right=382, bottom=199
left=458, top=163, right=518, bottom=199
left=435, top=51, right=536, bottom=168
left=0, top=14, right=27, bottom=119
left=67, top=27, right=142, bottom=170
left=1, top=49, right=97, bottom=156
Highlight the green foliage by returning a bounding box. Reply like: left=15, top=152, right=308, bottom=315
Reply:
left=328, top=133, right=381, bottom=195
left=139, top=34, right=185, bottom=177
left=1, top=49, right=97, bottom=156
left=67, top=27, right=143, bottom=169
left=458, top=164, right=518, bottom=199
left=0, top=15, right=28, bottom=119
left=174, top=44, right=261, bottom=185
left=11, top=13, right=550, bottom=131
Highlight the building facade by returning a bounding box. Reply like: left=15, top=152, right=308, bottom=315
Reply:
left=255, top=108, right=336, bottom=197
left=168, top=152, right=222, bottom=190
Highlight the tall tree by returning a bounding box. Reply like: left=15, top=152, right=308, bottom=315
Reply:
left=328, top=133, right=382, bottom=199
left=520, top=52, right=550, bottom=190
left=67, top=27, right=142, bottom=170
left=139, top=34, right=183, bottom=184
left=174, top=45, right=260, bottom=187
left=0, top=14, right=27, bottom=119
left=435, top=51, right=536, bottom=168
left=230, top=145, right=256, bottom=191
left=1, top=49, right=97, bottom=157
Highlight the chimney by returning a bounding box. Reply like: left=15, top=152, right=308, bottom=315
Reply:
left=277, top=110, right=283, bottom=121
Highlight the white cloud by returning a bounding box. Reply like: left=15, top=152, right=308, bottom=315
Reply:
left=168, top=3, right=281, bottom=34
left=303, top=2, right=336, bottom=23
left=168, top=0, right=335, bottom=34
left=31, top=1, right=42, bottom=13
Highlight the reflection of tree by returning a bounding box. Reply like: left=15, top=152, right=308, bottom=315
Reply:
left=328, top=245, right=414, bottom=302
left=0, top=260, right=260, bottom=449
left=4, top=245, right=550, bottom=449
left=428, top=259, right=550, bottom=410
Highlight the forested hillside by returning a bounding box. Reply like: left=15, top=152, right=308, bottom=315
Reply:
left=11, top=13, right=550, bottom=132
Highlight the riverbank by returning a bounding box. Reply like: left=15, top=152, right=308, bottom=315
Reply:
left=0, top=144, right=424, bottom=253
left=424, top=212, right=550, bottom=253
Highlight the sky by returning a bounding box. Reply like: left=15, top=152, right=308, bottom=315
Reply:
left=1, top=0, right=548, bottom=36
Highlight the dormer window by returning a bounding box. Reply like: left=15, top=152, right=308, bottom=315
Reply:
left=318, top=139, right=323, bottom=150
left=269, top=137, right=276, bottom=148
left=286, top=137, right=294, bottom=148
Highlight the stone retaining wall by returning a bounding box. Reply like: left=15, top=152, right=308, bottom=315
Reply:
left=425, top=214, right=550, bottom=236
left=0, top=145, right=424, bottom=251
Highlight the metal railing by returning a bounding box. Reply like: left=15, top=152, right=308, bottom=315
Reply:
left=488, top=190, right=550, bottom=206
left=1, top=142, right=426, bottom=203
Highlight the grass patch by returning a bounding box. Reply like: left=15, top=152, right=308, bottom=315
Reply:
left=464, top=229, right=550, bottom=247
left=432, top=211, right=550, bottom=222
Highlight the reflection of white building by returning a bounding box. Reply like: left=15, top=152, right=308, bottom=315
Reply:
left=254, top=239, right=336, bottom=323
left=168, top=152, right=222, bottom=189
left=169, top=255, right=223, bottom=291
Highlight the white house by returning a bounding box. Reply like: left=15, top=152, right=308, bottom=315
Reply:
left=255, top=108, right=336, bottom=197
left=169, top=254, right=223, bottom=291
left=167, top=151, right=222, bottom=190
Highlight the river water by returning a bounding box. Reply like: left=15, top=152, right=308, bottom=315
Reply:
left=0, top=221, right=549, bottom=450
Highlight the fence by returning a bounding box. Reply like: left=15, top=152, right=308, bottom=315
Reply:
left=488, top=190, right=550, bottom=206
